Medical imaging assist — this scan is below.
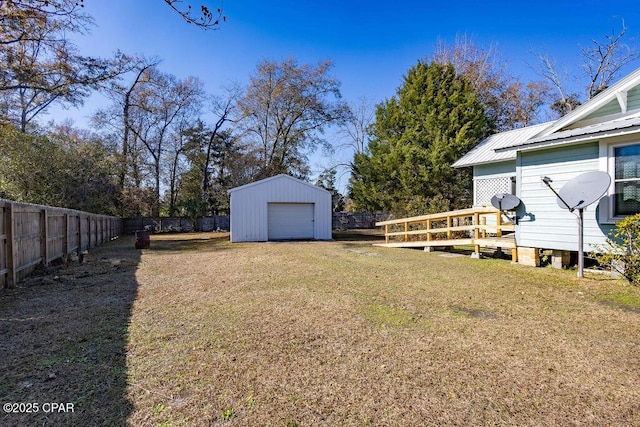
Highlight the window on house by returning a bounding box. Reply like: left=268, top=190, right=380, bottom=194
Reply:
left=614, top=143, right=640, bottom=216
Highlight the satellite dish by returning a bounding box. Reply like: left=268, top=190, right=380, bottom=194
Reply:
left=490, top=193, right=521, bottom=211
left=542, top=170, right=611, bottom=279
left=556, top=171, right=611, bottom=210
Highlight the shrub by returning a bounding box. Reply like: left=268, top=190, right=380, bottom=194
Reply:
left=591, top=213, right=640, bottom=285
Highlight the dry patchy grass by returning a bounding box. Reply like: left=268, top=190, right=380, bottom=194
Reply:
left=1, top=231, right=640, bottom=426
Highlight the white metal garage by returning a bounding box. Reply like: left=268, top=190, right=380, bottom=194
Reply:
left=228, top=174, right=332, bottom=242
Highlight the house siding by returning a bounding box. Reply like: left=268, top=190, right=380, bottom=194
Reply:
left=517, top=142, right=612, bottom=251
left=229, top=175, right=332, bottom=242
left=580, top=86, right=640, bottom=123
left=627, top=86, right=640, bottom=111
left=582, top=98, right=622, bottom=122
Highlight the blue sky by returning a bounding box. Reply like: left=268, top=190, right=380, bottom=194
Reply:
left=50, top=0, right=640, bottom=186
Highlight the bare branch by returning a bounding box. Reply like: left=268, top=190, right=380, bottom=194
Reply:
left=580, top=20, right=640, bottom=98
left=163, top=0, right=225, bottom=30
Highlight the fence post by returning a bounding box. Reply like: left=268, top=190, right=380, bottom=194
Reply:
left=88, top=216, right=92, bottom=249
left=63, top=213, right=69, bottom=256
left=473, top=211, right=480, bottom=255
left=40, top=207, right=48, bottom=266
left=77, top=215, right=82, bottom=252
left=5, top=202, right=15, bottom=288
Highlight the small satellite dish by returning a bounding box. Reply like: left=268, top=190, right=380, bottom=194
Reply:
left=556, top=171, right=611, bottom=210
left=490, top=193, right=521, bottom=211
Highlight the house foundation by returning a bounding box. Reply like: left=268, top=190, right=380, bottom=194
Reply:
left=551, top=250, right=571, bottom=269
left=517, top=247, right=540, bottom=267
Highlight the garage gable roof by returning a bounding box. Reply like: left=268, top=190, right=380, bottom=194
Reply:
left=228, top=174, right=330, bottom=195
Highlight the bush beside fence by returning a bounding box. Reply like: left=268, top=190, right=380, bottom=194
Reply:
left=0, top=199, right=121, bottom=288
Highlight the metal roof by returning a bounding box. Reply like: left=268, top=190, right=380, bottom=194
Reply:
left=495, top=114, right=640, bottom=153
left=227, top=174, right=330, bottom=194
left=452, top=122, right=553, bottom=168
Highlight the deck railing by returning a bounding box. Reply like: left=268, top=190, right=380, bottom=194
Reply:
left=375, top=206, right=517, bottom=260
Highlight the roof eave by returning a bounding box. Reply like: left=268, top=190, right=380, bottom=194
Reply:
left=453, top=157, right=516, bottom=168
left=495, top=125, right=640, bottom=153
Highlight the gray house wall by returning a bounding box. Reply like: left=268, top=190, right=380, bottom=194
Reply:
left=516, top=142, right=612, bottom=252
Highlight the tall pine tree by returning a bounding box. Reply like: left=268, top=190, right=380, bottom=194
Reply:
left=350, top=61, right=492, bottom=215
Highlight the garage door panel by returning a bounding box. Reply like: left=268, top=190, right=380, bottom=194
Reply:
left=268, top=203, right=314, bottom=240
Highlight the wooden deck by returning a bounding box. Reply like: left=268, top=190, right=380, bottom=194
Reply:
left=374, top=207, right=518, bottom=262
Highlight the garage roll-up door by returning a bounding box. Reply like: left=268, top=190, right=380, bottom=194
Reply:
left=268, top=203, right=314, bottom=240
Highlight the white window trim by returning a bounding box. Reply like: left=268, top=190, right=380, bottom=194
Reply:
left=600, top=139, right=640, bottom=223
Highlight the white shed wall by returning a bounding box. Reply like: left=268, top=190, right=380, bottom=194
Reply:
left=229, top=175, right=332, bottom=242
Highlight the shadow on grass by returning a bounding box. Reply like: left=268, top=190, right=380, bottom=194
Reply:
left=148, top=232, right=232, bottom=252
left=0, top=235, right=140, bottom=426
left=332, top=229, right=385, bottom=242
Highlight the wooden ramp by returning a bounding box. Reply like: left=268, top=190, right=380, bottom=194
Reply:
left=374, top=207, right=518, bottom=262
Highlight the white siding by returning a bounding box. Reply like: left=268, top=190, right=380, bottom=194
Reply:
left=582, top=98, right=622, bottom=122
left=627, top=86, right=640, bottom=111
left=229, top=175, right=332, bottom=242
left=516, top=142, right=611, bottom=251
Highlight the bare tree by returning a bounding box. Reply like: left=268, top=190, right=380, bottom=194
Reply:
left=166, top=117, right=192, bottom=216
left=0, top=0, right=138, bottom=131
left=434, top=34, right=550, bottom=130
left=339, top=97, right=373, bottom=156
left=531, top=52, right=581, bottom=117
left=581, top=21, right=639, bottom=98
left=532, top=21, right=639, bottom=117
left=118, top=59, right=162, bottom=190
left=238, top=58, right=350, bottom=179
left=200, top=90, right=238, bottom=204
left=123, top=68, right=204, bottom=216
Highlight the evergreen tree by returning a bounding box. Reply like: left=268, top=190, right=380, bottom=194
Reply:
left=349, top=61, right=492, bottom=215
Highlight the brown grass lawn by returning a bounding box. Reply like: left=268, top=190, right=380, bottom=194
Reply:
left=1, top=231, right=640, bottom=426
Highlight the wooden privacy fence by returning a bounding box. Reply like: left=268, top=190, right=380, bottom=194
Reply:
left=0, top=199, right=121, bottom=288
